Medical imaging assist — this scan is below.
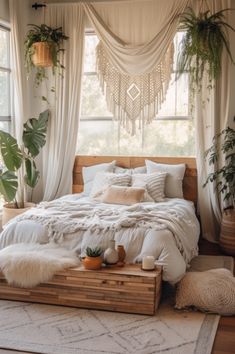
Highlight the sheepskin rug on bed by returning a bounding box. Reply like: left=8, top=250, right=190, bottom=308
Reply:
left=0, top=243, right=80, bottom=288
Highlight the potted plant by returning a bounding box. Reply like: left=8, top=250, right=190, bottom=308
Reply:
left=204, top=126, right=235, bottom=255
left=82, top=247, right=103, bottom=270
left=24, top=24, right=68, bottom=86
left=0, top=110, right=49, bottom=226
left=176, top=7, right=235, bottom=92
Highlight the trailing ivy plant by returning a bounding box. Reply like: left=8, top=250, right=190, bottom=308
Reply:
left=0, top=110, right=49, bottom=208
left=176, top=8, right=235, bottom=93
left=203, top=126, right=235, bottom=209
left=25, top=24, right=68, bottom=87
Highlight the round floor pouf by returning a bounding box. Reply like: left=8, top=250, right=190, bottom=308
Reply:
left=220, top=209, right=235, bottom=256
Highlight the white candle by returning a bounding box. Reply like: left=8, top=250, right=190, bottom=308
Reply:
left=142, top=256, right=155, bottom=270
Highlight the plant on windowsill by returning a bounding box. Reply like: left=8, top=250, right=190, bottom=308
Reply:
left=176, top=7, right=235, bottom=94
left=82, top=247, right=103, bottom=270
left=0, top=110, right=49, bottom=226
left=203, top=126, right=235, bottom=255
left=24, top=24, right=69, bottom=87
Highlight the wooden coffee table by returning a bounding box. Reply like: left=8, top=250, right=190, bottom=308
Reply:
left=0, top=264, right=162, bottom=315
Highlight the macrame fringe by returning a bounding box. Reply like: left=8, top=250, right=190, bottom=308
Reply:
left=96, top=42, right=174, bottom=136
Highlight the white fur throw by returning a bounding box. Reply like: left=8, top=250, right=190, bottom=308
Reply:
left=175, top=268, right=235, bottom=315
left=0, top=243, right=80, bottom=288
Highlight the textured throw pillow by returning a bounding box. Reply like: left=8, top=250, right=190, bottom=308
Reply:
left=114, top=166, right=147, bottom=174
left=101, top=185, right=145, bottom=205
left=175, top=268, right=235, bottom=315
left=82, top=161, right=116, bottom=195
left=90, top=172, right=131, bottom=199
left=145, top=160, right=186, bottom=198
left=132, top=172, right=167, bottom=202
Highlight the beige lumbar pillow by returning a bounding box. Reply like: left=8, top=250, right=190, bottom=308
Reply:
left=101, top=185, right=145, bottom=205
left=175, top=268, right=235, bottom=315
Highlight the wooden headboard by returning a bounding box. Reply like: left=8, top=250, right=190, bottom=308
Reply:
left=73, top=156, right=197, bottom=204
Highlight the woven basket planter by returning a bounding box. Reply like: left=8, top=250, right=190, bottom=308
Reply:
left=32, top=42, right=53, bottom=67
left=220, top=209, right=235, bottom=256
left=2, top=202, right=35, bottom=226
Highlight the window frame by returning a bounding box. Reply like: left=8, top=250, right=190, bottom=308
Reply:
left=0, top=23, right=11, bottom=126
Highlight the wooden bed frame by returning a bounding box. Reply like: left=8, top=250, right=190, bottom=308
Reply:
left=73, top=155, right=197, bottom=205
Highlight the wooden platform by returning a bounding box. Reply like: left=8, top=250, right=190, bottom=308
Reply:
left=0, top=265, right=162, bottom=315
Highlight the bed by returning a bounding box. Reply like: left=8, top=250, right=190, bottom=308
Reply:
left=0, top=156, right=200, bottom=284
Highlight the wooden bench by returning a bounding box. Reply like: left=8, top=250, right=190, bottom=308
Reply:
left=0, top=265, right=162, bottom=315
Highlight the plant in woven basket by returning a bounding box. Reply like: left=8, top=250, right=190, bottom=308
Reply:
left=25, top=24, right=69, bottom=87
left=176, top=7, right=235, bottom=93
left=83, top=247, right=103, bottom=270
left=204, top=126, right=235, bottom=209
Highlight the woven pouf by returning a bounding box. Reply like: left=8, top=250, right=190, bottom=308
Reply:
left=175, top=268, right=235, bottom=315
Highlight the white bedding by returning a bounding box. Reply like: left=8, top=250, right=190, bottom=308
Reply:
left=0, top=194, right=200, bottom=284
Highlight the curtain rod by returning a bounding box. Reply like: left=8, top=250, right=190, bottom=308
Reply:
left=32, top=0, right=134, bottom=8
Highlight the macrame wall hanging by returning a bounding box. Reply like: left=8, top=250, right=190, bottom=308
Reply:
left=96, top=42, right=174, bottom=136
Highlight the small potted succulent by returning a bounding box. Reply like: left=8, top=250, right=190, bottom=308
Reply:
left=82, top=247, right=103, bottom=270
left=24, top=24, right=68, bottom=86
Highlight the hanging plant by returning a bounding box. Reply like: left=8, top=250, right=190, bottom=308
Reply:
left=176, top=7, right=235, bottom=92
left=25, top=24, right=69, bottom=87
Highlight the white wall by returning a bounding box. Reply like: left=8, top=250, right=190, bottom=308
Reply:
left=0, top=0, right=9, bottom=22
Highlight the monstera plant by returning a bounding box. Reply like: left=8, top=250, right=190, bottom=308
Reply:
left=0, top=110, right=49, bottom=222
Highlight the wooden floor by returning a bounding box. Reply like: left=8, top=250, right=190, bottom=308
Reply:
left=0, top=239, right=234, bottom=354
left=199, top=239, right=235, bottom=354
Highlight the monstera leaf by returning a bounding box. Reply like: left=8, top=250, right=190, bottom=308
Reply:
left=0, top=131, right=23, bottom=171
left=23, top=110, right=49, bottom=157
left=24, top=158, right=40, bottom=189
left=0, top=171, right=18, bottom=202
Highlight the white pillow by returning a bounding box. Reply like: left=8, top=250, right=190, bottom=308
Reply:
left=82, top=161, right=115, bottom=195
left=175, top=268, right=235, bottom=315
left=132, top=172, right=167, bottom=202
left=145, top=160, right=186, bottom=198
left=90, top=172, right=131, bottom=199
left=114, top=166, right=146, bottom=174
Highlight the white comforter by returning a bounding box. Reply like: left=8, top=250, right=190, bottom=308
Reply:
left=0, top=194, right=200, bottom=284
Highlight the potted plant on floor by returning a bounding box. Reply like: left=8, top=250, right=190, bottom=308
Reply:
left=204, top=126, right=235, bottom=255
left=176, top=7, right=235, bottom=92
left=0, top=110, right=49, bottom=226
left=82, top=247, right=103, bottom=270
left=24, top=24, right=68, bottom=86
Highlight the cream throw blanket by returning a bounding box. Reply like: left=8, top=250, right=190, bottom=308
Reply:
left=0, top=243, right=80, bottom=288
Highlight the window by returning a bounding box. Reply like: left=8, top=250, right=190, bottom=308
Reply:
left=0, top=24, right=11, bottom=133
left=77, top=32, right=195, bottom=156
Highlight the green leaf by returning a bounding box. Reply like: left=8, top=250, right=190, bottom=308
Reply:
left=0, top=170, right=18, bottom=202
left=24, top=158, right=40, bottom=188
left=0, top=131, right=23, bottom=171
left=23, top=110, right=49, bottom=157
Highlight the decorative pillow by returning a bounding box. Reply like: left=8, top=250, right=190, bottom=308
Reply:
left=82, top=161, right=116, bottom=195
left=175, top=268, right=235, bottom=315
left=90, top=172, right=131, bottom=199
left=101, top=185, right=145, bottom=205
left=145, top=160, right=186, bottom=198
left=114, top=166, right=147, bottom=174
left=132, top=172, right=167, bottom=202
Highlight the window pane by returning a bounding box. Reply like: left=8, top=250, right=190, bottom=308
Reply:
left=81, top=75, right=112, bottom=117
left=83, top=35, right=99, bottom=72
left=0, top=71, right=10, bottom=116
left=77, top=120, right=118, bottom=155
left=0, top=29, right=10, bottom=68
left=0, top=121, right=10, bottom=132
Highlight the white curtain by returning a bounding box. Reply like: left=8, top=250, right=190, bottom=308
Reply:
left=42, top=4, right=85, bottom=200
left=194, top=0, right=231, bottom=242
left=83, top=0, right=188, bottom=134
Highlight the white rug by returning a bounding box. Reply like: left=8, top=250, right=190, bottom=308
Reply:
left=0, top=255, right=232, bottom=354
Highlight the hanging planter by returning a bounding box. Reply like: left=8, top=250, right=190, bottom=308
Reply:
left=25, top=24, right=69, bottom=87
left=176, top=7, right=235, bottom=92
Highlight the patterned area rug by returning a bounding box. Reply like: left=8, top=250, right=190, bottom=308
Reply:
left=0, top=255, right=233, bottom=354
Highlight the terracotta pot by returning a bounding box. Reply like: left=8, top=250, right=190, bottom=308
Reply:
left=32, top=42, right=53, bottom=67
left=2, top=202, right=35, bottom=227
left=220, top=209, right=235, bottom=256
left=82, top=256, right=103, bottom=270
